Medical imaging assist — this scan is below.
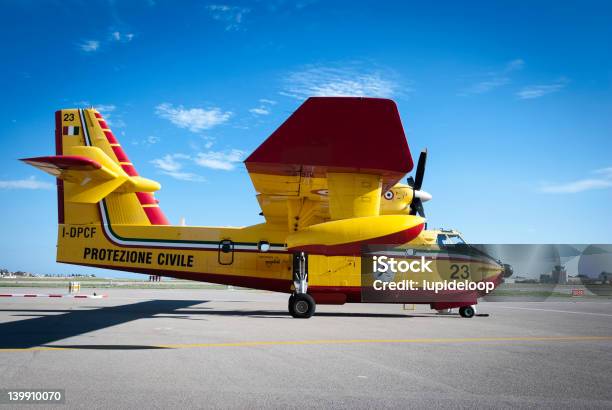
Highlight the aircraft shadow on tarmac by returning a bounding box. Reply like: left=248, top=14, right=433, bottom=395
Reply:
left=0, top=300, right=452, bottom=350
left=0, top=299, right=204, bottom=349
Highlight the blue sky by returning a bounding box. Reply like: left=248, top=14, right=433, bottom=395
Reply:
left=0, top=0, right=611, bottom=277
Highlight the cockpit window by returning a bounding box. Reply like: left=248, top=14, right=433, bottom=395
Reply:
left=437, top=234, right=466, bottom=247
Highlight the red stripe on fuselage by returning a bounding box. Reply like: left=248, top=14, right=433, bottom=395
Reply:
left=135, top=193, right=169, bottom=225
left=121, top=164, right=138, bottom=176
left=136, top=192, right=156, bottom=204
left=142, top=206, right=170, bottom=225
left=111, top=146, right=129, bottom=162
left=104, top=131, right=118, bottom=144
left=93, top=111, right=171, bottom=226
left=288, top=223, right=425, bottom=256
left=55, top=110, right=64, bottom=224
left=62, top=261, right=294, bottom=293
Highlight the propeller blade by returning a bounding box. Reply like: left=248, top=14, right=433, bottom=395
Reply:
left=408, top=149, right=428, bottom=218
left=409, top=197, right=422, bottom=216
left=413, top=149, right=427, bottom=190
left=416, top=201, right=426, bottom=218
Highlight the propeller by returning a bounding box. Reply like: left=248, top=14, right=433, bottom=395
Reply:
left=407, top=149, right=431, bottom=217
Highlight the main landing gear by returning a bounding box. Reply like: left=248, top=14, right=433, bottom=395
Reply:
left=459, top=305, right=476, bottom=318
left=289, top=252, right=316, bottom=318
left=437, top=305, right=478, bottom=318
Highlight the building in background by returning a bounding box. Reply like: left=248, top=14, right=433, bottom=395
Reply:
left=551, top=265, right=568, bottom=284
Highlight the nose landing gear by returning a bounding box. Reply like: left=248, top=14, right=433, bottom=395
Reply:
left=459, top=305, right=476, bottom=318
left=289, top=252, right=316, bottom=318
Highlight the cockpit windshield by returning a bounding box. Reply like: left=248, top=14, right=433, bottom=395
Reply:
left=437, top=234, right=466, bottom=247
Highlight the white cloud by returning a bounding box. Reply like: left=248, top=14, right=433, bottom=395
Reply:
left=540, top=167, right=612, bottom=193
left=92, top=104, right=123, bottom=127
left=147, top=136, right=160, bottom=145
left=150, top=154, right=204, bottom=182
left=266, top=0, right=317, bottom=12
left=206, top=4, right=250, bottom=31
left=281, top=64, right=398, bottom=100
left=80, top=30, right=134, bottom=54
left=462, top=78, right=510, bottom=95
left=151, top=155, right=182, bottom=172
left=133, top=135, right=160, bottom=146
left=76, top=102, right=115, bottom=116
left=96, top=104, right=116, bottom=114
left=80, top=40, right=100, bottom=52
left=162, top=171, right=205, bottom=182
left=0, top=176, right=53, bottom=190
left=249, top=107, right=270, bottom=115
left=595, top=167, right=612, bottom=177
left=153, top=149, right=245, bottom=176
left=249, top=98, right=277, bottom=115
left=516, top=78, right=568, bottom=99
left=111, top=31, right=134, bottom=42
left=111, top=119, right=126, bottom=128
left=505, top=59, right=525, bottom=72
left=459, top=58, right=524, bottom=96
left=194, top=149, right=245, bottom=171
left=541, top=179, right=612, bottom=193
left=156, top=103, right=232, bottom=132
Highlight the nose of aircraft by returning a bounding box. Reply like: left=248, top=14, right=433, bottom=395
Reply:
left=414, top=189, right=432, bottom=202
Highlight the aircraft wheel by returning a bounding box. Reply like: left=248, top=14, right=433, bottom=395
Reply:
left=288, top=294, right=295, bottom=316
left=459, top=305, right=475, bottom=318
left=289, top=293, right=316, bottom=318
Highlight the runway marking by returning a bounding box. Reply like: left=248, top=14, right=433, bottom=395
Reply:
left=2, top=335, right=612, bottom=352
left=499, top=306, right=612, bottom=317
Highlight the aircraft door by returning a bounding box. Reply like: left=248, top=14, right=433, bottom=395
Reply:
left=218, top=239, right=234, bottom=265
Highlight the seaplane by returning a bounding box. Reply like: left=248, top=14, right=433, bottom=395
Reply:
left=21, top=97, right=508, bottom=318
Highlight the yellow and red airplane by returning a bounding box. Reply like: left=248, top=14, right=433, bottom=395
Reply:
left=22, top=97, right=506, bottom=318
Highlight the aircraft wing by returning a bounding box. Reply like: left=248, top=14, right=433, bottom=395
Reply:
left=245, top=97, right=413, bottom=231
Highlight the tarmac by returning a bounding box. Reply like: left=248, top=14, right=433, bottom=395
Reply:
left=1, top=287, right=612, bottom=409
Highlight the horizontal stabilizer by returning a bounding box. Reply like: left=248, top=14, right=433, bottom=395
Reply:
left=21, top=155, right=117, bottom=181
left=20, top=146, right=160, bottom=204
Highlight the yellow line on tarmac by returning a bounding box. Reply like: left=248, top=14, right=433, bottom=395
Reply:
left=0, top=346, right=70, bottom=352
left=157, top=335, right=612, bottom=349
left=1, top=335, right=612, bottom=352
